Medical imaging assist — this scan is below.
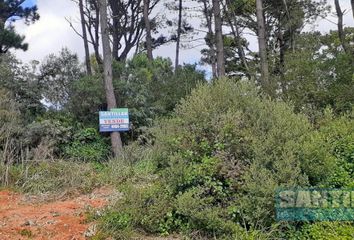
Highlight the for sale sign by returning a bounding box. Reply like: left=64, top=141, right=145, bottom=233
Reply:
left=99, top=108, right=130, bottom=132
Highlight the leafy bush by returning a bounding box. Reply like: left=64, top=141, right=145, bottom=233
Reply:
left=152, top=78, right=310, bottom=230
left=97, top=79, right=353, bottom=238
left=100, top=79, right=313, bottom=238
left=300, top=110, right=354, bottom=187
left=67, top=73, right=105, bottom=125
left=0, top=88, right=22, bottom=163
left=112, top=54, right=206, bottom=141
left=24, top=118, right=73, bottom=159
left=111, top=182, right=175, bottom=235
left=64, top=128, right=110, bottom=162
left=287, top=222, right=354, bottom=240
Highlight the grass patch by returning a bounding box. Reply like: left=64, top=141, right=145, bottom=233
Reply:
left=0, top=160, right=103, bottom=195
left=18, top=229, right=34, bottom=238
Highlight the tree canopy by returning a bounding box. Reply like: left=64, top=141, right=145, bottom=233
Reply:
left=0, top=0, right=39, bottom=53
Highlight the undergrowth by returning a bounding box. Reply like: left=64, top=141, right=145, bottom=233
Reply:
left=0, top=160, right=103, bottom=195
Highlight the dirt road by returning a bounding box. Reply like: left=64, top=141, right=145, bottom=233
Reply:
left=0, top=188, right=112, bottom=240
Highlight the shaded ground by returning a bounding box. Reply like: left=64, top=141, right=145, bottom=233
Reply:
left=0, top=188, right=113, bottom=240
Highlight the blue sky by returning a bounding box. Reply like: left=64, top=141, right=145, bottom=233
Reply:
left=21, top=0, right=36, bottom=8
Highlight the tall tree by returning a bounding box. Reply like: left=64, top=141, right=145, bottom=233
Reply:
left=351, top=0, right=354, bottom=20
left=73, top=0, right=160, bottom=63
left=175, top=0, right=183, bottom=70
left=223, top=0, right=252, bottom=79
left=99, top=0, right=123, bottom=157
left=256, top=0, right=272, bottom=96
left=212, top=0, right=225, bottom=77
left=0, top=0, right=39, bottom=54
left=108, top=0, right=154, bottom=61
left=82, top=0, right=102, bottom=64
left=334, top=0, right=349, bottom=54
left=200, top=0, right=217, bottom=78
left=143, top=0, right=153, bottom=60
left=79, top=0, right=92, bottom=74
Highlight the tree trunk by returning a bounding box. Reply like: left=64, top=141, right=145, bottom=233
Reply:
left=212, top=0, right=225, bottom=77
left=99, top=0, right=123, bottom=157
left=109, top=0, right=120, bottom=61
left=79, top=0, right=92, bottom=75
left=223, top=0, right=252, bottom=80
left=143, top=0, right=153, bottom=61
left=94, top=1, right=103, bottom=65
left=278, top=28, right=287, bottom=95
left=202, top=0, right=216, bottom=78
left=334, top=0, right=349, bottom=54
left=175, top=0, right=182, bottom=70
left=351, top=0, right=354, bottom=20
left=256, top=0, right=272, bottom=97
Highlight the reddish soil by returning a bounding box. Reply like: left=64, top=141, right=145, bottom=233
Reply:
left=0, top=188, right=112, bottom=240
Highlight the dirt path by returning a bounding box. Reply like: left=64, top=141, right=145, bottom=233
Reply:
left=0, top=188, right=113, bottom=240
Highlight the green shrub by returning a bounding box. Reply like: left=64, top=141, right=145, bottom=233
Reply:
left=150, top=78, right=310, bottom=231
left=98, top=211, right=133, bottom=239
left=99, top=79, right=353, bottom=238
left=119, top=182, right=174, bottom=234
left=287, top=222, right=354, bottom=240
left=300, top=110, right=354, bottom=187
left=100, top=79, right=313, bottom=238
left=64, top=128, right=110, bottom=162
left=24, top=119, right=73, bottom=159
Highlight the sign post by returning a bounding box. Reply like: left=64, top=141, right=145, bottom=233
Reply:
left=99, top=108, right=130, bottom=132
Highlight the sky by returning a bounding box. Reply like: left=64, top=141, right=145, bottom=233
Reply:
left=13, top=0, right=354, bottom=67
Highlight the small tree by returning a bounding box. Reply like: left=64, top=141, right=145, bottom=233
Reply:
left=39, top=48, right=82, bottom=109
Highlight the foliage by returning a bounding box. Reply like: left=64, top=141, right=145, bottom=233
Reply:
left=68, top=54, right=206, bottom=141
left=39, top=48, right=83, bottom=108
left=102, top=142, right=156, bottom=185
left=299, top=110, right=354, bottom=187
left=112, top=54, right=205, bottom=131
left=0, top=54, right=44, bottom=121
left=64, top=128, right=110, bottom=162
left=24, top=118, right=73, bottom=159
left=67, top=73, right=105, bottom=125
left=0, top=160, right=101, bottom=194
left=282, top=30, right=354, bottom=116
left=96, top=211, right=133, bottom=239
left=0, top=88, right=21, bottom=143
left=100, top=79, right=313, bottom=238
left=0, top=0, right=39, bottom=53
left=287, top=222, right=354, bottom=240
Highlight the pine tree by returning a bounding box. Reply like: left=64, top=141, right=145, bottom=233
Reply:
left=0, top=0, right=39, bottom=54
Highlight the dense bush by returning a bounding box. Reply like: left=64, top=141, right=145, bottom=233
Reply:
left=99, top=79, right=314, bottom=238
left=155, top=79, right=311, bottom=230
left=98, top=78, right=354, bottom=238
left=64, top=128, right=110, bottom=162
left=112, top=55, right=206, bottom=140
left=0, top=88, right=21, bottom=145
left=300, top=110, right=354, bottom=187
left=287, top=222, right=354, bottom=240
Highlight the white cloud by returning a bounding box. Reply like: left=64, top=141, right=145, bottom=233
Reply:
left=14, top=0, right=84, bottom=63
